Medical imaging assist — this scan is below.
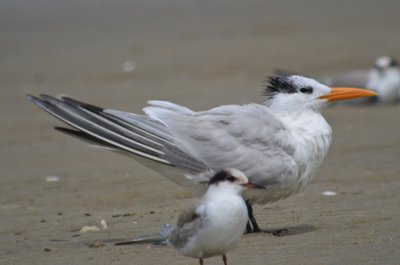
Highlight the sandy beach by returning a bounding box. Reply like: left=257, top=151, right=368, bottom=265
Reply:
left=1, top=1, right=400, bottom=264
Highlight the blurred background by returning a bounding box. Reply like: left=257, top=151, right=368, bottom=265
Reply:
left=2, top=0, right=400, bottom=108
left=1, top=1, right=400, bottom=264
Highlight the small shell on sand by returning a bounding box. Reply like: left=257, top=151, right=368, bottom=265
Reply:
left=100, top=219, right=108, bottom=229
left=46, top=176, right=60, bottom=182
left=80, top=225, right=100, bottom=233
left=322, top=191, right=337, bottom=196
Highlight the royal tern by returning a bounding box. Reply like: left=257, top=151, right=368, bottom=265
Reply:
left=27, top=75, right=377, bottom=232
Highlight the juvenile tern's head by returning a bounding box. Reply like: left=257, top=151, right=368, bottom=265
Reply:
left=208, top=168, right=265, bottom=191
left=264, top=75, right=377, bottom=111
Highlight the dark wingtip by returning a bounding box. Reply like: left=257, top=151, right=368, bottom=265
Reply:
left=26, top=94, right=39, bottom=102
left=54, top=126, right=85, bottom=138
left=115, top=237, right=167, bottom=246
left=54, top=126, right=73, bottom=133
left=37, top=94, right=63, bottom=106
left=61, top=96, right=104, bottom=112
left=26, top=94, right=47, bottom=108
left=39, top=93, right=55, bottom=100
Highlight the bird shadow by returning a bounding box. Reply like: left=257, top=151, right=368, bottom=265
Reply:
left=258, top=224, right=317, bottom=237
left=107, top=224, right=318, bottom=247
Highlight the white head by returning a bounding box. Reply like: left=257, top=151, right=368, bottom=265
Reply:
left=208, top=169, right=264, bottom=192
left=374, top=56, right=399, bottom=72
left=264, top=75, right=377, bottom=113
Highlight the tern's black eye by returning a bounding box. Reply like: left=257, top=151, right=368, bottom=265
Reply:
left=227, top=176, right=236, bottom=182
left=299, top=87, right=313, bottom=94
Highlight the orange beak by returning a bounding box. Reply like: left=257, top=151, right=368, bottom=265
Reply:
left=319, top=87, right=378, bottom=102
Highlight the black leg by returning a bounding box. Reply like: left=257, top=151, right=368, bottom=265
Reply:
left=245, top=200, right=289, bottom=236
left=245, top=200, right=262, bottom=233
left=246, top=220, right=252, bottom=234
left=222, top=254, right=228, bottom=265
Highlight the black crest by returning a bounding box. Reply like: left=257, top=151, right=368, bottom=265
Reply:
left=264, top=75, right=297, bottom=99
left=208, top=170, right=235, bottom=185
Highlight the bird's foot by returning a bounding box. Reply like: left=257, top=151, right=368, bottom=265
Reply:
left=245, top=225, right=289, bottom=236
left=262, top=228, right=289, bottom=237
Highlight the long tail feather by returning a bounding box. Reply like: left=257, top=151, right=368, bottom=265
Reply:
left=27, top=94, right=211, bottom=188
left=27, top=94, right=172, bottom=165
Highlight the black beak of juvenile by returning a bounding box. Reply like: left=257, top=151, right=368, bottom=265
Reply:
left=242, top=182, right=265, bottom=189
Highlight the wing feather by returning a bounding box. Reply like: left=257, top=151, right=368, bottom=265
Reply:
left=145, top=103, right=298, bottom=189
left=29, top=96, right=299, bottom=203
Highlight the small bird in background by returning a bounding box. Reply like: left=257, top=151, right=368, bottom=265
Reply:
left=117, top=169, right=265, bottom=265
left=324, top=56, right=400, bottom=105
left=27, top=75, right=376, bottom=233
left=276, top=56, right=400, bottom=105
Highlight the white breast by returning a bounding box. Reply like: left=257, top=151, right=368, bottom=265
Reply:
left=281, top=111, right=332, bottom=192
left=180, top=183, right=248, bottom=258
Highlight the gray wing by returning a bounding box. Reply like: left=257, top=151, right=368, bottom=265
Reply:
left=27, top=95, right=209, bottom=187
left=144, top=103, right=298, bottom=188
left=168, top=200, right=204, bottom=249
left=28, top=95, right=298, bottom=202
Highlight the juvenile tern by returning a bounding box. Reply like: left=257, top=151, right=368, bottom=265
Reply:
left=27, top=75, right=377, bottom=232
left=116, top=169, right=263, bottom=264
left=169, top=169, right=263, bottom=265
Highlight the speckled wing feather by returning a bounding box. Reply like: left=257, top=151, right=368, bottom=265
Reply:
left=168, top=200, right=204, bottom=249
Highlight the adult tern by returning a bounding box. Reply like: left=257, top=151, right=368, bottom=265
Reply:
left=27, top=75, right=377, bottom=232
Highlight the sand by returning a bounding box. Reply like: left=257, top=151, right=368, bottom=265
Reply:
left=1, top=0, right=400, bottom=264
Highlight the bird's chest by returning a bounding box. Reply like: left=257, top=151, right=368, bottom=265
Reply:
left=287, top=115, right=332, bottom=188
left=185, top=195, right=247, bottom=257
left=204, top=195, right=248, bottom=230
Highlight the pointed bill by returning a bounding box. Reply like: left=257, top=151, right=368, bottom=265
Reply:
left=242, top=182, right=265, bottom=189
left=319, top=87, right=378, bottom=102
